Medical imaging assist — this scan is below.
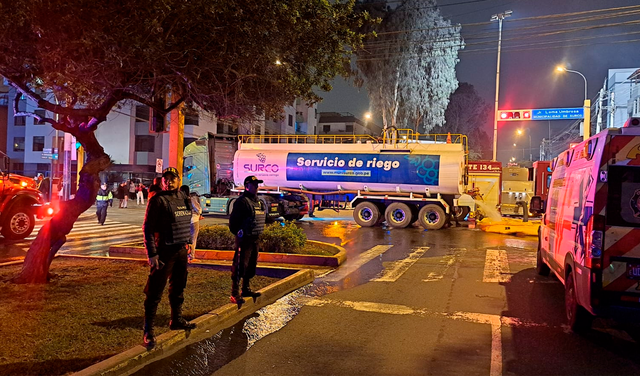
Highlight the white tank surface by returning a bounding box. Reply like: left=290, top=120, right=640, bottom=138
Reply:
left=234, top=140, right=466, bottom=195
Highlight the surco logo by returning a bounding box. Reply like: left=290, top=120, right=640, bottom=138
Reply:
left=244, top=153, right=279, bottom=173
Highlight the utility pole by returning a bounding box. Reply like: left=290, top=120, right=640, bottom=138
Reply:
left=491, top=10, right=512, bottom=162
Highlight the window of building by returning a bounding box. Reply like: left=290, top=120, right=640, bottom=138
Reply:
left=33, top=136, right=45, bottom=151
left=135, top=135, right=155, bottom=152
left=288, top=114, right=293, bottom=127
left=135, top=105, right=150, bottom=121
left=184, top=110, right=199, bottom=126
left=14, top=116, right=25, bottom=126
left=323, top=124, right=331, bottom=133
left=13, top=137, right=25, bottom=152
left=34, top=109, right=46, bottom=125
left=345, top=124, right=353, bottom=133
left=217, top=122, right=225, bottom=134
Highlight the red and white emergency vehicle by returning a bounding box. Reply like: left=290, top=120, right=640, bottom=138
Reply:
left=537, top=117, right=640, bottom=331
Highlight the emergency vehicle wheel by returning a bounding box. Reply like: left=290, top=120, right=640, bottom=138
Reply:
left=454, top=206, right=470, bottom=221
left=385, top=203, right=413, bottom=229
left=565, top=271, right=593, bottom=332
left=354, top=201, right=380, bottom=227
left=536, top=239, right=550, bottom=276
left=1, top=207, right=35, bottom=240
left=418, top=204, right=446, bottom=230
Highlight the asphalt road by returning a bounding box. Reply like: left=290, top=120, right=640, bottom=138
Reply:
left=3, top=207, right=640, bottom=375
left=137, top=218, right=640, bottom=376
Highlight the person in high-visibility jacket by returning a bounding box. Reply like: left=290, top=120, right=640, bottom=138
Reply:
left=96, top=182, right=113, bottom=225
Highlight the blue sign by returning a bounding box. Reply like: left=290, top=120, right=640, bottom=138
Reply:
left=286, top=153, right=441, bottom=186
left=531, top=107, right=584, bottom=120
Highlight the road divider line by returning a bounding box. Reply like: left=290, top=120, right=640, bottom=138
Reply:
left=483, top=249, right=510, bottom=283
left=372, top=247, right=429, bottom=282
left=323, top=245, right=393, bottom=282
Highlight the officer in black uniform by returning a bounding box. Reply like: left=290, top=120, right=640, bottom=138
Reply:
left=142, top=167, right=196, bottom=347
left=228, top=175, right=266, bottom=305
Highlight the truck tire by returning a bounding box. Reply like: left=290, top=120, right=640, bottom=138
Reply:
left=354, top=201, right=380, bottom=227
left=454, top=206, right=470, bottom=221
left=418, top=204, right=446, bottom=230
left=2, top=206, right=35, bottom=240
left=565, top=271, right=593, bottom=333
left=385, top=202, right=413, bottom=229
left=536, top=239, right=550, bottom=276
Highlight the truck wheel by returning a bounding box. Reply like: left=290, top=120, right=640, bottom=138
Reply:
left=354, top=201, right=380, bottom=227
left=385, top=203, right=413, bottom=229
left=418, top=204, right=446, bottom=230
left=536, top=239, right=550, bottom=276
left=454, top=206, right=470, bottom=221
left=565, top=271, right=593, bottom=333
left=2, top=207, right=35, bottom=240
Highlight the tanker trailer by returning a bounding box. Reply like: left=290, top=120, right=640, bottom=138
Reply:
left=234, top=131, right=469, bottom=230
left=183, top=134, right=308, bottom=221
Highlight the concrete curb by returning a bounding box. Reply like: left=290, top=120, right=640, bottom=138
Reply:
left=72, top=267, right=314, bottom=376
left=109, top=240, right=347, bottom=267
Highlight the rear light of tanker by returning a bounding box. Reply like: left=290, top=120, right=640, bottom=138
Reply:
left=585, top=214, right=605, bottom=269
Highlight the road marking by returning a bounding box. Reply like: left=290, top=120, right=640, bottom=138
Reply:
left=483, top=249, right=510, bottom=283
left=423, top=248, right=466, bottom=282
left=372, top=247, right=429, bottom=282
left=302, top=298, right=544, bottom=376
left=323, top=245, right=393, bottom=282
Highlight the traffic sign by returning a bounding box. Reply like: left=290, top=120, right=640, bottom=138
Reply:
left=531, top=107, right=584, bottom=120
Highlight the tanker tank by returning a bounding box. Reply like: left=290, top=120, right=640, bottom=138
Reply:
left=234, top=140, right=466, bottom=195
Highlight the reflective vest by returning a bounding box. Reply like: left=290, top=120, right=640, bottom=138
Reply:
left=96, top=190, right=113, bottom=202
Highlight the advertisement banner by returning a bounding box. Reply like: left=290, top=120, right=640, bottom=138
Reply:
left=286, top=153, right=441, bottom=186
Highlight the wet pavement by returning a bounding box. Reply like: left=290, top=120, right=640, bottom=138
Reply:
left=132, top=220, right=640, bottom=376
left=4, top=210, right=640, bottom=375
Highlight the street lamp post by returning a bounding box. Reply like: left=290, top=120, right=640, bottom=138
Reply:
left=491, top=10, right=512, bottom=162
left=556, top=66, right=590, bottom=140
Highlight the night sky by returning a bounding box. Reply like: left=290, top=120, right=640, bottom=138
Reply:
left=318, top=0, right=640, bottom=163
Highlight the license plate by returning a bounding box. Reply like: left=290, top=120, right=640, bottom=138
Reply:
left=626, top=264, right=640, bottom=280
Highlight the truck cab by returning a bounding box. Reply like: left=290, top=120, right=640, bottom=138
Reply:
left=0, top=155, right=48, bottom=239
left=537, top=117, right=640, bottom=331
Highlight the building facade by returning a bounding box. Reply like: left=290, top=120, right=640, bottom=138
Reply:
left=317, top=112, right=381, bottom=136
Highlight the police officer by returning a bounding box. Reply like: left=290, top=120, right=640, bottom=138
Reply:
left=95, top=182, right=113, bottom=225
left=142, top=167, right=195, bottom=347
left=228, top=176, right=266, bottom=305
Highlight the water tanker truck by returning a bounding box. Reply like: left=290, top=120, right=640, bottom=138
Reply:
left=233, top=130, right=472, bottom=230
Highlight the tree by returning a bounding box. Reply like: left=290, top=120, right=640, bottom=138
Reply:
left=432, top=83, right=492, bottom=160
left=0, top=0, right=370, bottom=283
left=355, top=0, right=463, bottom=132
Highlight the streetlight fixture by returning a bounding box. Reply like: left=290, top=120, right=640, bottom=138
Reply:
left=491, top=10, right=512, bottom=162
left=517, top=128, right=532, bottom=161
left=556, top=65, right=591, bottom=140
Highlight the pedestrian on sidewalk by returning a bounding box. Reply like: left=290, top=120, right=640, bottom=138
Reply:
left=148, top=177, right=162, bottom=201
left=117, top=182, right=126, bottom=208
left=128, top=180, right=136, bottom=203
left=136, top=183, right=145, bottom=205
left=228, top=175, right=265, bottom=306
left=142, top=167, right=196, bottom=347
left=96, top=182, right=112, bottom=225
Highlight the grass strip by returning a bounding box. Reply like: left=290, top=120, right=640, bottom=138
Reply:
left=0, top=258, right=277, bottom=376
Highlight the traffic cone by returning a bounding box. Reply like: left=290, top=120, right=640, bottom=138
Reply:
left=446, top=132, right=452, bottom=144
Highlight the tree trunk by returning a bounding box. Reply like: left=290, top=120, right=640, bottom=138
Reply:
left=13, top=132, right=111, bottom=284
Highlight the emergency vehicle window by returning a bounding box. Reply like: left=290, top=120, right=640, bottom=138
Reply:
left=546, top=175, right=552, bottom=189
left=606, top=166, right=640, bottom=227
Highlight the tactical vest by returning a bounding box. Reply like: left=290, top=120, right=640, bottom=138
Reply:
left=251, top=197, right=265, bottom=236
left=158, top=192, right=192, bottom=246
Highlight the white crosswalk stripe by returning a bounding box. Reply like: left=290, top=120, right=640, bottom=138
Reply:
left=483, top=249, right=510, bottom=283
left=324, top=245, right=394, bottom=282
left=423, top=248, right=466, bottom=282
left=12, top=219, right=143, bottom=254
left=372, top=247, right=429, bottom=282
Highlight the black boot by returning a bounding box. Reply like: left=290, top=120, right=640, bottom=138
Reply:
left=143, top=313, right=156, bottom=347
left=169, top=306, right=196, bottom=330
left=230, top=280, right=245, bottom=306
left=242, top=279, right=262, bottom=299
